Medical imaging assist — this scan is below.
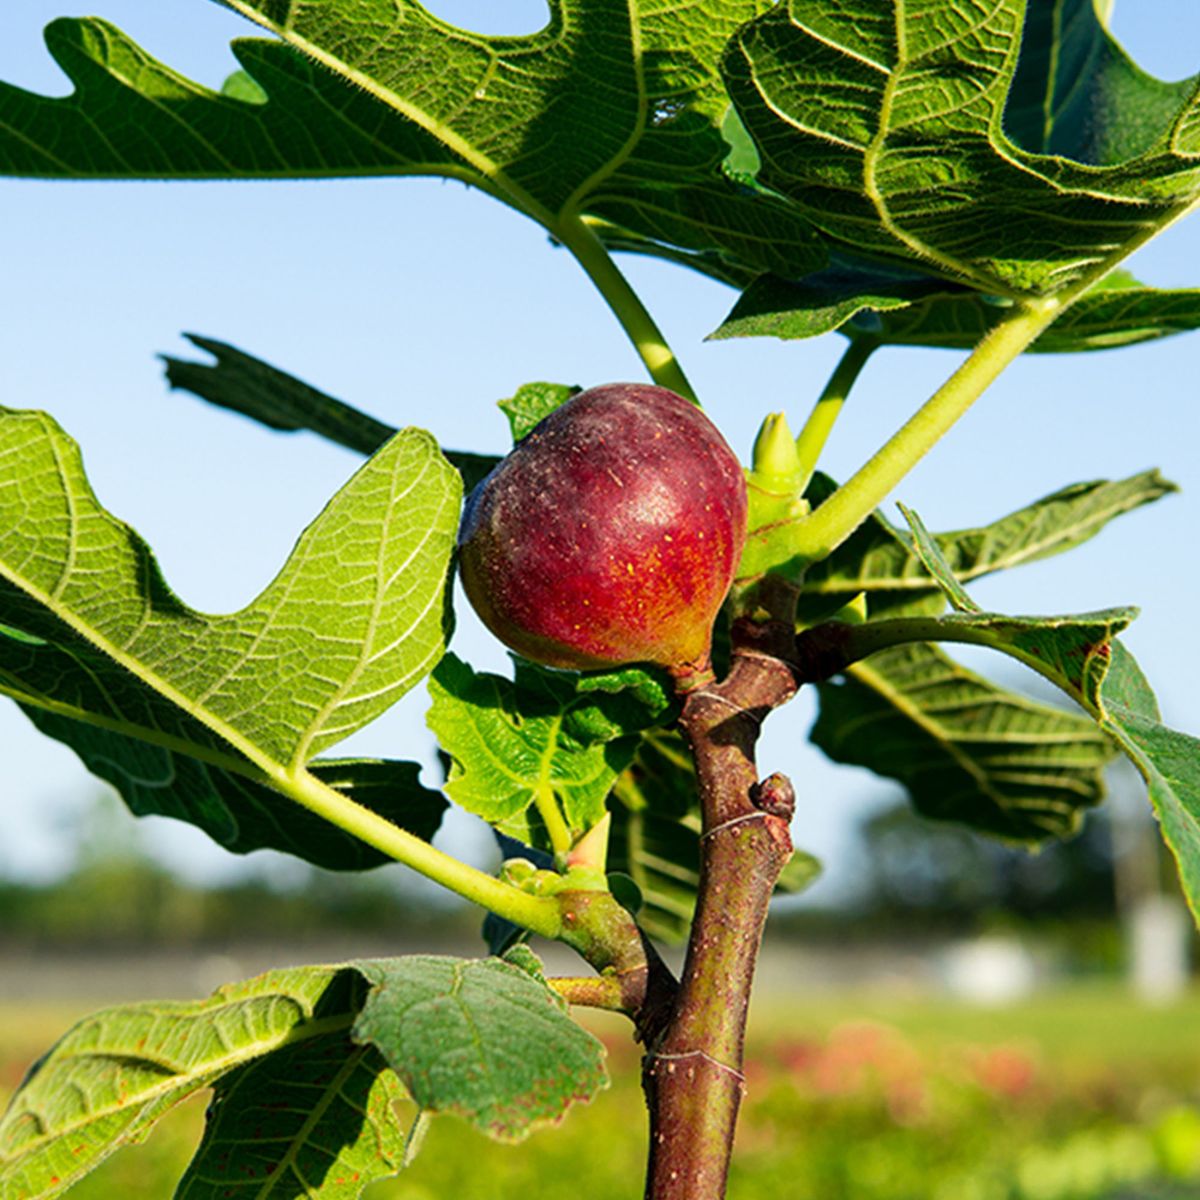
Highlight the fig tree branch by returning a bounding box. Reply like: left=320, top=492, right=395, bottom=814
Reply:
left=643, top=618, right=801, bottom=1200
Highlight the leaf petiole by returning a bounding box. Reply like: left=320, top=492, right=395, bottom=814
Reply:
left=287, top=768, right=564, bottom=939
left=789, top=299, right=1064, bottom=564
left=556, top=213, right=699, bottom=402
left=794, top=336, right=879, bottom=493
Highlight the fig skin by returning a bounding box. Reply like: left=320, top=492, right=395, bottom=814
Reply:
left=457, top=383, right=747, bottom=682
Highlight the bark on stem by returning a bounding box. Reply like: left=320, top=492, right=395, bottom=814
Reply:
left=643, top=632, right=799, bottom=1199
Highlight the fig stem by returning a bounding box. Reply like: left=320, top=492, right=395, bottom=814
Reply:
left=794, top=336, right=879, bottom=493
left=557, top=213, right=699, bottom=403
left=788, top=298, right=1064, bottom=565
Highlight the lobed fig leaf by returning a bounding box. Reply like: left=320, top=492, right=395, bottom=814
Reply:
left=457, top=384, right=747, bottom=688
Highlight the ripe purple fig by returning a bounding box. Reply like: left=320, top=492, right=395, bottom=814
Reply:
left=457, top=383, right=747, bottom=687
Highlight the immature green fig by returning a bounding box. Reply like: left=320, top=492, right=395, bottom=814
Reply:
left=458, top=383, right=747, bottom=686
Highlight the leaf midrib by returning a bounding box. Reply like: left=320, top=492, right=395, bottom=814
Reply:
left=0, top=557, right=291, bottom=789
left=860, top=0, right=1012, bottom=293
left=846, top=656, right=1080, bottom=818
left=4, top=1009, right=352, bottom=1165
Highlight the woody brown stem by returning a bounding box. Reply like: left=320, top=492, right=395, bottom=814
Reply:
left=643, top=624, right=799, bottom=1199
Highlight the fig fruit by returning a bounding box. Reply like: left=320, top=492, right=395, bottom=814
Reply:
left=458, top=383, right=747, bottom=685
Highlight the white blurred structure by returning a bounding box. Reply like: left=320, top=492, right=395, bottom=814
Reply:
left=937, top=937, right=1038, bottom=1005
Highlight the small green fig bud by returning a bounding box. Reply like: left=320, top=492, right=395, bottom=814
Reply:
left=457, top=383, right=747, bottom=685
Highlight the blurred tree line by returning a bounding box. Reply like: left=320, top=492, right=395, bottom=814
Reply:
left=0, top=791, right=475, bottom=946
left=2, top=777, right=1188, bottom=956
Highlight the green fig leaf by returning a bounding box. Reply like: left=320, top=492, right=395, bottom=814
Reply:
left=352, top=954, right=608, bottom=1143
left=813, top=642, right=1115, bottom=843
left=797, top=470, right=1175, bottom=624
left=0, top=966, right=369, bottom=1199
left=812, top=514, right=1200, bottom=918
left=0, top=953, right=606, bottom=1198
left=710, top=259, right=965, bottom=343
left=712, top=267, right=1200, bottom=352
left=163, top=333, right=396, bottom=456
left=426, top=653, right=669, bottom=845
left=723, top=0, right=1200, bottom=296
left=0, top=406, right=458, bottom=862
left=1098, top=649, right=1200, bottom=927
left=0, top=4, right=822, bottom=284
left=174, top=1036, right=408, bottom=1199
left=19, top=709, right=448, bottom=871
left=498, top=382, right=579, bottom=443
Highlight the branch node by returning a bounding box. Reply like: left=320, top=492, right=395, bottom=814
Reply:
left=701, top=812, right=769, bottom=842
left=749, top=772, right=795, bottom=821
left=648, top=1049, right=747, bottom=1089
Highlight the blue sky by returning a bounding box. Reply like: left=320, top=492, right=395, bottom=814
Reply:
left=2, top=1, right=1200, bottom=904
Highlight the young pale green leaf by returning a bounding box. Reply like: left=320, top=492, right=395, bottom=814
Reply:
left=0, top=4, right=821, bottom=284
left=712, top=267, right=1200, bottom=352
left=797, top=470, right=1175, bottom=624
left=610, top=728, right=819, bottom=940
left=723, top=0, right=1200, bottom=297
left=21, top=707, right=447, bottom=870
left=0, top=965, right=354, bottom=1199
left=164, top=335, right=499, bottom=492
left=352, top=954, right=608, bottom=1143
left=498, top=382, right=579, bottom=444
left=812, top=643, right=1116, bottom=842
left=0, top=406, right=459, bottom=858
left=426, top=653, right=662, bottom=844
left=175, top=1036, right=407, bottom=1200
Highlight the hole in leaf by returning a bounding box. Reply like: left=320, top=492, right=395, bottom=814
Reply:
left=1106, top=0, right=1200, bottom=84
left=651, top=99, right=686, bottom=126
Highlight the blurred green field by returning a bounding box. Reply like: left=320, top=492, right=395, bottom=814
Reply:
left=4, top=987, right=1200, bottom=1199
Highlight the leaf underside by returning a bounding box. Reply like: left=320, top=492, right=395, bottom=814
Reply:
left=164, top=333, right=499, bottom=491
left=0, top=953, right=607, bottom=1199
left=713, top=266, right=1200, bottom=353
left=723, top=0, right=1200, bottom=297
left=0, top=405, right=459, bottom=867
left=797, top=468, right=1175, bottom=624
left=841, top=513, right=1200, bottom=920
left=0, top=3, right=822, bottom=285
left=813, top=643, right=1115, bottom=843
